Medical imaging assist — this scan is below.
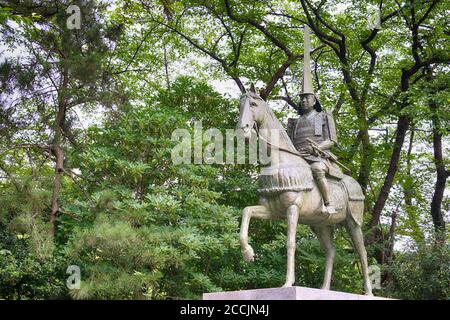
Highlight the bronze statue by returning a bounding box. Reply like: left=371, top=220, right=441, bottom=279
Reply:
left=237, top=26, right=373, bottom=295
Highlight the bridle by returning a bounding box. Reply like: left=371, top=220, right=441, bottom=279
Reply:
left=243, top=98, right=305, bottom=159
left=253, top=123, right=306, bottom=159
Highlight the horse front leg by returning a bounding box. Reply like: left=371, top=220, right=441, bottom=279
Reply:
left=283, top=205, right=299, bottom=287
left=240, top=205, right=271, bottom=262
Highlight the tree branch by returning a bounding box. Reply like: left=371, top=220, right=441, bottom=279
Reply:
left=224, top=0, right=294, bottom=57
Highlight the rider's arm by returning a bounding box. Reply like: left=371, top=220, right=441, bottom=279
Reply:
left=318, top=139, right=334, bottom=151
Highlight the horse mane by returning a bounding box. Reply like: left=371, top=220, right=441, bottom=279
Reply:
left=265, top=108, right=297, bottom=148
left=252, top=95, right=299, bottom=155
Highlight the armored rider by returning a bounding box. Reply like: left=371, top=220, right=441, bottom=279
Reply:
left=287, top=26, right=342, bottom=215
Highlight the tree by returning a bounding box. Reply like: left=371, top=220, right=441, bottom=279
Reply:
left=0, top=0, right=123, bottom=236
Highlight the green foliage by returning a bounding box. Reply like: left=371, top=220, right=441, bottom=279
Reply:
left=0, top=227, right=68, bottom=299
left=60, top=78, right=241, bottom=299
left=382, top=241, right=450, bottom=300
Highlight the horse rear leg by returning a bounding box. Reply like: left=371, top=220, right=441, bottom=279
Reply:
left=283, top=205, right=299, bottom=287
left=240, top=205, right=271, bottom=262
left=312, top=225, right=335, bottom=290
left=344, top=221, right=373, bottom=296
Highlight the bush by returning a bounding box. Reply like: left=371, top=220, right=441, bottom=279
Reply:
left=0, top=228, right=68, bottom=299
left=382, top=241, right=450, bottom=300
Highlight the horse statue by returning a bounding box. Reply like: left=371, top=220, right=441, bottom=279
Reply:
left=237, top=88, right=373, bottom=295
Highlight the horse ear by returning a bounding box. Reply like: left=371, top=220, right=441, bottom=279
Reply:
left=250, top=83, right=256, bottom=93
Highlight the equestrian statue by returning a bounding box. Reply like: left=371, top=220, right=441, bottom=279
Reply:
left=237, top=26, right=373, bottom=295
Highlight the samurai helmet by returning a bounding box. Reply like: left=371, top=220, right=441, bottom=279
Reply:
left=300, top=25, right=322, bottom=112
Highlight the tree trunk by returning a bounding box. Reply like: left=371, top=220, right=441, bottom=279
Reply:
left=368, top=115, right=409, bottom=244
left=430, top=100, right=447, bottom=241
left=50, top=67, right=68, bottom=237
left=163, top=38, right=171, bottom=91
left=50, top=141, right=64, bottom=236
left=382, top=209, right=397, bottom=284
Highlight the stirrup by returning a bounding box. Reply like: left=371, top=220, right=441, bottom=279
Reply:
left=326, top=205, right=336, bottom=215
left=321, top=202, right=336, bottom=215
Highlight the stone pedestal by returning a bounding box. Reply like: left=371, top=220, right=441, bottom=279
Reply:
left=203, top=286, right=391, bottom=300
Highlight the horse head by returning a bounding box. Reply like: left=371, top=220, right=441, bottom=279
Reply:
left=237, top=84, right=267, bottom=141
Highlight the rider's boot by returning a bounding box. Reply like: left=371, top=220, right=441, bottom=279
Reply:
left=316, top=177, right=336, bottom=215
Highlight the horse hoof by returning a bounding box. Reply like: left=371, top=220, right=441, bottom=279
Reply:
left=242, top=246, right=255, bottom=262
left=365, top=291, right=374, bottom=296
left=282, top=281, right=294, bottom=287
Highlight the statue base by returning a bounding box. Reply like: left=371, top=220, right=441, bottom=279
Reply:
left=203, top=286, right=391, bottom=300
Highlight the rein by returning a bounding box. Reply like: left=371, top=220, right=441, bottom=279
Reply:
left=253, top=123, right=306, bottom=159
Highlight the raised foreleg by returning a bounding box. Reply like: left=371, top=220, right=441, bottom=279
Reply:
left=240, top=205, right=272, bottom=262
